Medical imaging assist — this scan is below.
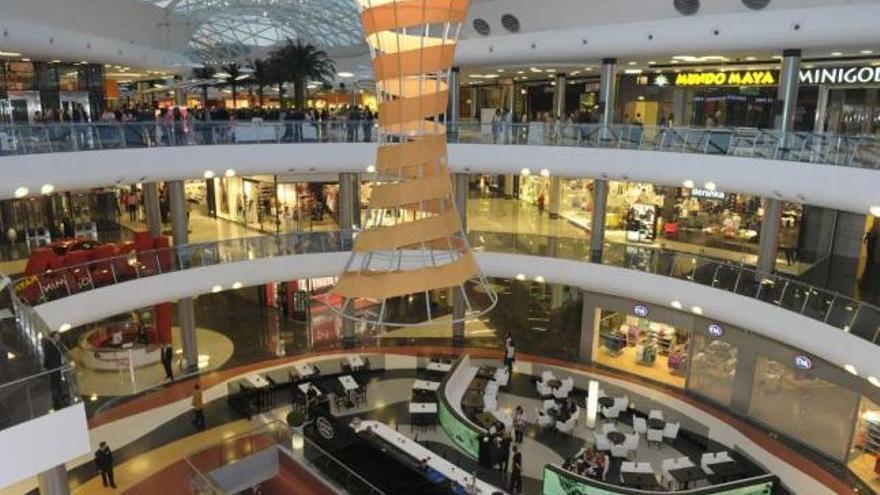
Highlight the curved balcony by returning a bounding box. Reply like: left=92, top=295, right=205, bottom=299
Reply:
left=0, top=121, right=878, bottom=170
left=12, top=230, right=880, bottom=351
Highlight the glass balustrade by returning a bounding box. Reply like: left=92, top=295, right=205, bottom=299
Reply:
left=0, top=364, right=80, bottom=431
left=0, top=121, right=878, bottom=169
left=10, top=230, right=879, bottom=348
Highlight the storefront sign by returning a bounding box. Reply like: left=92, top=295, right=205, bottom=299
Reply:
left=707, top=324, right=724, bottom=337
left=661, top=70, right=777, bottom=87
left=794, top=355, right=814, bottom=371
left=633, top=304, right=649, bottom=317
left=690, top=188, right=726, bottom=200
left=799, top=66, right=880, bottom=86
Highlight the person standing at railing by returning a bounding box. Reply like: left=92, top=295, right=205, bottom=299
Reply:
left=94, top=441, right=117, bottom=489
left=491, top=109, right=503, bottom=144
left=346, top=106, right=361, bottom=142
left=362, top=108, right=374, bottom=142
left=42, top=331, right=69, bottom=410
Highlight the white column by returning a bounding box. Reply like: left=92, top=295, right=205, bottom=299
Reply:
left=553, top=73, right=567, bottom=119
left=37, top=464, right=70, bottom=495
left=169, top=180, right=198, bottom=371
left=143, top=182, right=162, bottom=237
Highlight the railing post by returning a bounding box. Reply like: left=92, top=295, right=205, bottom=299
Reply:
left=823, top=295, right=837, bottom=323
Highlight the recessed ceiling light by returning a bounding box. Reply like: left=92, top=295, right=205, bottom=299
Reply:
left=648, top=61, right=657, bottom=65
left=745, top=56, right=757, bottom=61
left=59, top=323, right=72, bottom=332
left=682, top=180, right=694, bottom=189
left=14, top=187, right=28, bottom=198
left=670, top=300, right=683, bottom=309
left=624, top=69, right=643, bottom=74
left=869, top=206, right=880, bottom=217
left=539, top=168, right=550, bottom=177
left=691, top=306, right=703, bottom=315
left=211, top=285, right=223, bottom=293
left=337, top=71, right=354, bottom=78
left=831, top=52, right=843, bottom=57
left=704, top=181, right=716, bottom=191
left=496, top=68, right=504, bottom=73
left=224, top=169, right=236, bottom=178
left=869, top=376, right=880, bottom=387
left=515, top=273, right=526, bottom=281
left=534, top=275, right=545, bottom=283
left=627, top=61, right=637, bottom=66
left=41, top=184, right=55, bottom=195
left=845, top=364, right=858, bottom=375
left=232, top=281, right=243, bottom=289
left=365, top=164, right=376, bottom=173
left=520, top=168, right=531, bottom=176
left=203, top=170, right=215, bottom=179
left=861, top=50, right=874, bottom=55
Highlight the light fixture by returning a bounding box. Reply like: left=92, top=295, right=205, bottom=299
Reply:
left=515, top=273, right=526, bottom=281
left=704, top=181, right=716, bottom=191
left=232, top=281, right=243, bottom=289
left=0, top=51, right=23, bottom=57
left=496, top=68, right=504, bottom=73
left=869, top=376, right=880, bottom=387
left=14, top=187, right=28, bottom=198
left=6, top=352, right=14, bottom=360
left=365, top=164, right=376, bottom=173
left=539, top=168, right=550, bottom=177
left=203, top=170, right=216, bottom=179
left=211, top=285, right=223, bottom=293
left=845, top=364, right=858, bottom=376
left=520, top=168, right=531, bottom=176
left=670, top=300, right=683, bottom=309
left=745, top=56, right=757, bottom=61
left=682, top=180, right=694, bottom=189
left=41, top=184, right=55, bottom=195
left=624, top=69, right=643, bottom=74
left=831, top=51, right=843, bottom=57
left=59, top=323, right=72, bottom=332
left=691, top=306, right=703, bottom=315
left=861, top=50, right=874, bottom=55
left=534, top=275, right=545, bottom=283
left=224, top=169, right=236, bottom=178
left=869, top=206, right=880, bottom=217
left=337, top=71, right=354, bottom=78
left=627, top=61, right=637, bottom=66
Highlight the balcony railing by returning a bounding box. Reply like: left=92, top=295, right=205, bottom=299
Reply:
left=11, top=230, right=880, bottom=349
left=0, top=364, right=79, bottom=431
left=0, top=121, right=878, bottom=169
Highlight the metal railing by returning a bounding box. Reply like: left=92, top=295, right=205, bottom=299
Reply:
left=11, top=230, right=880, bottom=348
left=1, top=121, right=878, bottom=169
left=183, top=421, right=386, bottom=495
left=0, top=364, right=79, bottom=431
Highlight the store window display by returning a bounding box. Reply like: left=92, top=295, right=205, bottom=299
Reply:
left=595, top=311, right=690, bottom=388
left=848, top=398, right=880, bottom=493
left=687, top=335, right=738, bottom=406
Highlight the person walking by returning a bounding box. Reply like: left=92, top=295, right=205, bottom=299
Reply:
left=491, top=109, right=503, bottom=144
left=125, top=191, right=139, bottom=222
left=537, top=193, right=546, bottom=217
left=192, top=383, right=206, bottom=430
left=161, top=344, right=174, bottom=381
left=500, top=433, right=512, bottom=473
left=509, top=445, right=523, bottom=494
left=513, top=406, right=526, bottom=444
left=94, top=442, right=116, bottom=489
left=503, top=332, right=515, bottom=373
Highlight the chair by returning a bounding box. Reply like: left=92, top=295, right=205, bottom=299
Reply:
left=556, top=416, right=577, bottom=434
left=663, top=422, right=680, bottom=441
left=552, top=384, right=570, bottom=400
left=543, top=399, right=558, bottom=413
left=536, top=380, right=553, bottom=398
left=613, top=396, right=629, bottom=411
left=649, top=410, right=664, bottom=421
left=602, top=405, right=621, bottom=422
left=633, top=416, right=648, bottom=435
left=536, top=408, right=554, bottom=428
left=595, top=434, right=612, bottom=451
left=660, top=459, right=678, bottom=488
left=701, top=453, right=718, bottom=474
left=647, top=428, right=664, bottom=446
left=541, top=370, right=556, bottom=383
left=715, top=451, right=732, bottom=463
left=611, top=444, right=629, bottom=458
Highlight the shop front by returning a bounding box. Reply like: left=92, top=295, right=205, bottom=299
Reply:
left=0, top=60, right=106, bottom=123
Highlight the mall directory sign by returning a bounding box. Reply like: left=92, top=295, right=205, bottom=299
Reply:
left=438, top=398, right=480, bottom=459
left=542, top=466, right=774, bottom=495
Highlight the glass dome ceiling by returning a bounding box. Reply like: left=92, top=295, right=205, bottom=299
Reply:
left=145, top=0, right=364, bottom=61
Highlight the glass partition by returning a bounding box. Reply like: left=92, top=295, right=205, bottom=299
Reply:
left=687, top=335, right=739, bottom=407
left=848, top=397, right=880, bottom=494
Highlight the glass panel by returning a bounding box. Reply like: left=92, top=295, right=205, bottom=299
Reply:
left=848, top=397, right=880, bottom=494
left=688, top=335, right=737, bottom=406
left=748, top=356, right=858, bottom=461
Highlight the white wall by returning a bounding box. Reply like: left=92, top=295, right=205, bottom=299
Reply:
left=1, top=143, right=878, bottom=215
left=0, top=402, right=91, bottom=488
left=33, top=251, right=880, bottom=387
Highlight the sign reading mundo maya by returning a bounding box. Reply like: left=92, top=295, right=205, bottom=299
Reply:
left=673, top=70, right=776, bottom=87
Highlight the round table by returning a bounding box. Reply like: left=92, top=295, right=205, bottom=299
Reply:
left=648, top=418, right=665, bottom=430
left=607, top=431, right=626, bottom=445
left=547, top=379, right=562, bottom=389
left=597, top=397, right=614, bottom=409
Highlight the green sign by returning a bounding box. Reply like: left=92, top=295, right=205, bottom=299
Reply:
left=542, top=467, right=774, bottom=495
left=438, top=399, right=480, bottom=459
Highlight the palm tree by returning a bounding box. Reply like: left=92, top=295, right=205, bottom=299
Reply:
left=190, top=66, right=216, bottom=109
left=250, top=59, right=273, bottom=109
left=267, top=56, right=289, bottom=108
left=219, top=63, right=247, bottom=109
left=270, top=39, right=336, bottom=110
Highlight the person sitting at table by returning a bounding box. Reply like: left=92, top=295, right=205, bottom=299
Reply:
left=591, top=453, right=608, bottom=480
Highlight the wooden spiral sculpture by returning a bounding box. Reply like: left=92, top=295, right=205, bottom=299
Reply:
left=330, top=0, right=496, bottom=327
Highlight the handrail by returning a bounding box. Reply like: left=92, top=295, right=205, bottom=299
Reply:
left=0, top=364, right=74, bottom=390
left=11, top=230, right=880, bottom=346
left=0, top=121, right=878, bottom=170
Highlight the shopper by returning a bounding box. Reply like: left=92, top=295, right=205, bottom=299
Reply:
left=500, top=432, right=512, bottom=473
left=513, top=406, right=526, bottom=444
left=866, top=229, right=877, bottom=266
left=491, top=109, right=503, bottom=144
left=537, top=193, right=546, bottom=216
left=161, top=344, right=174, bottom=381
left=504, top=333, right=515, bottom=372
left=125, top=191, right=139, bottom=222
left=192, top=383, right=206, bottom=430
left=42, top=332, right=67, bottom=410
left=94, top=442, right=116, bottom=489
left=509, top=446, right=523, bottom=494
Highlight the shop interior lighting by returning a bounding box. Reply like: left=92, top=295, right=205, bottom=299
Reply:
left=845, top=364, right=858, bottom=376
left=831, top=52, right=843, bottom=57
left=13, top=187, right=28, bottom=198
left=670, top=300, right=683, bottom=309
left=232, top=282, right=243, bottom=289
left=704, top=181, right=717, bottom=191
left=224, top=169, right=236, bottom=178
left=496, top=69, right=504, bottom=73
left=539, top=168, right=550, bottom=177
left=515, top=273, right=526, bottom=281
left=234, top=74, right=250, bottom=80
left=529, top=67, right=543, bottom=73
left=59, top=323, right=72, bottom=332
left=534, top=276, right=545, bottom=283
left=627, top=61, right=637, bottom=66
left=40, top=184, right=55, bottom=195
left=365, top=164, right=376, bottom=173
left=6, top=352, right=15, bottom=360
left=671, top=55, right=729, bottom=62
left=337, top=71, right=354, bottom=78
left=211, top=285, right=223, bottom=293
left=869, top=376, right=880, bottom=387
left=861, top=50, right=874, bottom=54
left=624, top=69, right=643, bottom=74
left=214, top=71, right=231, bottom=79
left=203, top=170, right=216, bottom=179
left=682, top=180, right=695, bottom=189
left=0, top=51, right=22, bottom=57
left=691, top=306, right=704, bottom=315
left=520, top=168, right=531, bottom=176
left=869, top=206, right=880, bottom=217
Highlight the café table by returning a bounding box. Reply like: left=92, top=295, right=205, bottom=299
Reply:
left=461, top=390, right=483, bottom=412
left=647, top=418, right=665, bottom=430
left=294, top=362, right=316, bottom=378
left=621, top=472, right=661, bottom=490
left=477, top=366, right=496, bottom=380
left=546, top=378, right=562, bottom=389
left=339, top=375, right=359, bottom=392
left=606, top=431, right=626, bottom=445
left=244, top=374, right=270, bottom=388
left=426, top=361, right=452, bottom=374
left=413, top=380, right=441, bottom=392
left=707, top=460, right=741, bottom=483
left=597, top=397, right=614, bottom=409
left=346, top=355, right=365, bottom=370
left=668, top=466, right=706, bottom=489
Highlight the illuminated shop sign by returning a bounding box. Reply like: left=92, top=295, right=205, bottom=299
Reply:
left=690, top=188, right=726, bottom=200
left=633, top=304, right=649, bottom=317
left=661, top=71, right=777, bottom=87
left=799, top=66, right=880, bottom=85
left=707, top=324, right=724, bottom=337
left=794, top=355, right=814, bottom=371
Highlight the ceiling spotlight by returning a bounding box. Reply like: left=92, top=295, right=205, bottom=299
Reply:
left=515, top=273, right=526, bottom=281
left=41, top=184, right=55, bottom=195
left=224, top=169, right=236, bottom=178
left=845, top=364, right=858, bottom=376
left=232, top=281, right=243, bottom=289
left=670, top=300, right=683, bottom=309
left=870, top=206, right=880, bottom=217
left=704, top=181, right=716, bottom=191
left=682, top=180, right=694, bottom=189
left=59, top=323, right=72, bottom=332
left=869, top=376, right=880, bottom=387
left=203, top=170, right=216, bottom=179
left=211, top=285, right=223, bottom=293
left=365, top=164, right=376, bottom=173
left=14, top=187, right=28, bottom=198
left=691, top=306, right=703, bottom=315
left=520, top=168, right=531, bottom=176
left=539, top=168, right=550, bottom=177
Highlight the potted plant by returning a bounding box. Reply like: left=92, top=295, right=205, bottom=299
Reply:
left=286, top=410, right=305, bottom=431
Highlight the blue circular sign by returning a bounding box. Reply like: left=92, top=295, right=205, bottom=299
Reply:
left=707, top=324, right=724, bottom=337
left=633, top=305, right=649, bottom=317
left=794, top=355, right=814, bottom=371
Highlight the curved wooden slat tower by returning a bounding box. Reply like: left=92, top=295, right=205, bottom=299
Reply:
left=329, top=0, right=496, bottom=327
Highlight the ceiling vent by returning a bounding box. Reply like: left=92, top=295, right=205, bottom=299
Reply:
left=473, top=18, right=491, bottom=36
left=500, top=14, right=520, bottom=33
left=673, top=0, right=700, bottom=16
left=742, top=0, right=771, bottom=10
